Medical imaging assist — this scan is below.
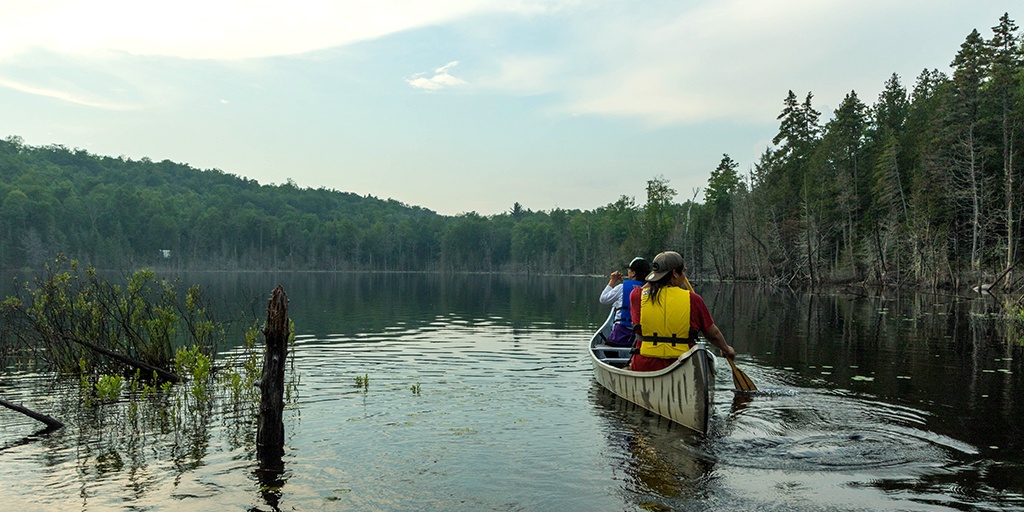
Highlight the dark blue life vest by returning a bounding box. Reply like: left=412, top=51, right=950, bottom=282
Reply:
left=614, top=279, right=643, bottom=326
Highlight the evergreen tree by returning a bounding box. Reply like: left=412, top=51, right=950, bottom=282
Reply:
left=817, top=91, right=869, bottom=278
left=870, top=75, right=910, bottom=226
left=904, top=69, right=954, bottom=284
left=705, top=154, right=744, bottom=277
left=705, top=154, right=743, bottom=212
left=987, top=13, right=1022, bottom=283
left=950, top=29, right=992, bottom=276
left=874, top=74, right=911, bottom=137
left=642, top=176, right=677, bottom=257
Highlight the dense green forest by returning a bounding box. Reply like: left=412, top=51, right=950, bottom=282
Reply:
left=1, top=13, right=1022, bottom=289
left=717, top=13, right=1024, bottom=289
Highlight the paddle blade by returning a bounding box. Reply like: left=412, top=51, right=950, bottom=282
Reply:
left=728, top=358, right=757, bottom=391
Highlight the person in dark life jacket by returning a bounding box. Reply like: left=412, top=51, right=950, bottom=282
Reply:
left=627, top=250, right=736, bottom=372
left=599, top=257, right=651, bottom=346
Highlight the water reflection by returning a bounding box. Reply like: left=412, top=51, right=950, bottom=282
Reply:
left=0, top=424, right=60, bottom=455
left=1, top=275, right=1024, bottom=510
left=699, top=283, right=1024, bottom=464
left=591, top=383, right=717, bottom=509
left=254, top=465, right=287, bottom=511
left=172, top=271, right=603, bottom=339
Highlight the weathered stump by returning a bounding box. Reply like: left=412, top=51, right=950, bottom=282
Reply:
left=256, top=285, right=288, bottom=465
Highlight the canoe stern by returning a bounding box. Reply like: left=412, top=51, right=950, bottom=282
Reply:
left=591, top=345, right=714, bottom=434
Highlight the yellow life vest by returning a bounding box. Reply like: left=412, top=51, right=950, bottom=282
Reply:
left=638, top=286, right=692, bottom=359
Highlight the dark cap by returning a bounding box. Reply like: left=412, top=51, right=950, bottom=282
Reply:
left=645, top=251, right=684, bottom=282
left=628, top=257, right=648, bottom=272
left=628, top=256, right=651, bottom=279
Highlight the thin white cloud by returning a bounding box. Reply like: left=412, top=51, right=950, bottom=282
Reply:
left=0, top=0, right=1011, bottom=129
left=541, top=0, right=877, bottom=125
left=407, top=61, right=467, bottom=90
left=477, top=0, right=1003, bottom=126
left=0, top=0, right=575, bottom=60
left=0, top=77, right=133, bottom=109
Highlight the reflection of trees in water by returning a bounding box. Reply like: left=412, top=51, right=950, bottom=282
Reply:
left=700, top=283, right=1020, bottom=391
left=178, top=271, right=606, bottom=341
left=591, top=384, right=716, bottom=507
left=697, top=283, right=1024, bottom=502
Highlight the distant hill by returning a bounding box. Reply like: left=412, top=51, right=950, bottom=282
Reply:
left=0, top=136, right=443, bottom=270
left=0, top=136, right=644, bottom=273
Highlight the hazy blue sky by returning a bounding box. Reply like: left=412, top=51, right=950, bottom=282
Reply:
left=0, top=1, right=1016, bottom=215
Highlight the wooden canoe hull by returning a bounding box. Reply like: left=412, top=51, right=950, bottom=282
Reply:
left=589, top=309, right=715, bottom=434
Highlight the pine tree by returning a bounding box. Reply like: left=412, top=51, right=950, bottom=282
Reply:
left=870, top=74, right=910, bottom=222
left=950, top=29, right=991, bottom=277
left=705, top=154, right=744, bottom=277
left=874, top=73, right=911, bottom=137
left=987, top=13, right=1022, bottom=285
left=642, top=176, right=677, bottom=257
left=904, top=68, right=952, bottom=285
left=822, top=91, right=869, bottom=277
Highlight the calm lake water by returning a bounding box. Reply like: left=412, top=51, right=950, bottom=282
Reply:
left=1, top=272, right=1023, bottom=511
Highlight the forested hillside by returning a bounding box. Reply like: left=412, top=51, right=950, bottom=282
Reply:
left=0, top=136, right=678, bottom=274
left=2, top=13, right=1021, bottom=289
left=0, top=138, right=436, bottom=271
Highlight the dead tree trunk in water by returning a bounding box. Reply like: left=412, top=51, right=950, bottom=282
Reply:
left=256, top=285, right=288, bottom=465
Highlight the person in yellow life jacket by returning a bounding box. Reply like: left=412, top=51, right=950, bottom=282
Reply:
left=627, top=251, right=736, bottom=372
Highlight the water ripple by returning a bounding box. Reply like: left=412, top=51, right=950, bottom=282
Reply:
left=714, top=380, right=977, bottom=474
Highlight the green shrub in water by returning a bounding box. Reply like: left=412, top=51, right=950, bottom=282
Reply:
left=95, top=374, right=124, bottom=403
left=175, top=344, right=213, bottom=402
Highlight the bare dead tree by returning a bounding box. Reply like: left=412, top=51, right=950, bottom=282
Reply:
left=256, top=285, right=289, bottom=465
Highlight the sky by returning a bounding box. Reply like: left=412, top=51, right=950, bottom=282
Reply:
left=0, top=1, right=1017, bottom=216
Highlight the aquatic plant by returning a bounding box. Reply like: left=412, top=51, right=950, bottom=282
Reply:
left=175, top=344, right=213, bottom=403
left=95, top=374, right=124, bottom=403
left=0, top=255, right=222, bottom=379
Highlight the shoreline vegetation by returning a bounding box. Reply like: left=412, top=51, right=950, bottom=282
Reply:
left=0, top=256, right=292, bottom=438
left=0, top=13, right=1022, bottom=297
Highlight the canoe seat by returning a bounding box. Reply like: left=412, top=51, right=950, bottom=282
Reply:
left=592, top=344, right=632, bottom=368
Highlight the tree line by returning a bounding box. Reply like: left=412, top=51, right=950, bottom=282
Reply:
left=1, top=13, right=1021, bottom=290
left=0, top=135, right=688, bottom=275
left=700, top=13, right=1024, bottom=289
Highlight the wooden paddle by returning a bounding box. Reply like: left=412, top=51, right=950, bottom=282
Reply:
left=726, top=358, right=757, bottom=391
left=682, top=276, right=757, bottom=391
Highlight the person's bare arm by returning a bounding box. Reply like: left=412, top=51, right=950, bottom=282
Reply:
left=702, top=324, right=735, bottom=359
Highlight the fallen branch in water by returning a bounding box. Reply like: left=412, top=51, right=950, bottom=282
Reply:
left=0, top=398, right=63, bottom=429
left=67, top=335, right=181, bottom=384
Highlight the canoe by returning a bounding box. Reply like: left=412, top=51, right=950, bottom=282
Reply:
left=589, top=308, right=716, bottom=434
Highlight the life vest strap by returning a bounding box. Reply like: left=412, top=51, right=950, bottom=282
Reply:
left=639, top=334, right=690, bottom=346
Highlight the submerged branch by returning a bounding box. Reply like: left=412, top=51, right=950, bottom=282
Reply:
left=67, top=335, right=181, bottom=384
left=0, top=398, right=63, bottom=429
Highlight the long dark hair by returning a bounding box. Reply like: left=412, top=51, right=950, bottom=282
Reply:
left=646, top=270, right=675, bottom=304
